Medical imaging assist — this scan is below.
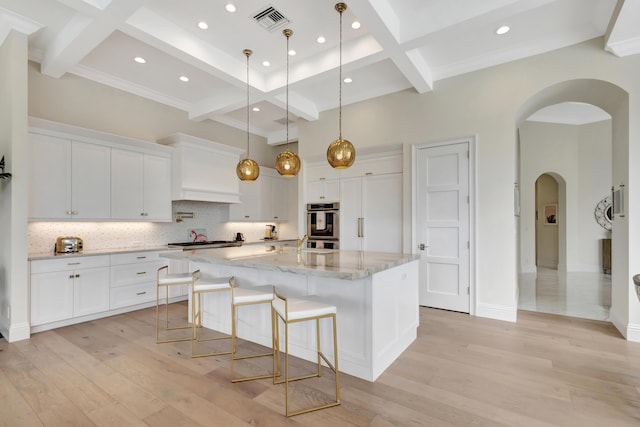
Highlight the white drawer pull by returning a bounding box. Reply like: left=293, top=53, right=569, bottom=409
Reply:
left=136, top=291, right=146, bottom=296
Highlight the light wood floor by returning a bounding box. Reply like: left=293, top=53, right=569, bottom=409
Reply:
left=2, top=304, right=640, bottom=426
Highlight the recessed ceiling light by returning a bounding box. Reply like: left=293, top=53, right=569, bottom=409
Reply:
left=225, top=3, right=236, bottom=13
left=343, top=77, right=352, bottom=83
left=179, top=76, right=189, bottom=82
left=352, top=21, right=361, bottom=29
left=134, top=56, right=146, bottom=64
left=317, top=36, right=326, bottom=44
left=252, top=107, right=260, bottom=112
left=288, top=50, right=296, bottom=56
left=198, top=21, right=208, bottom=30
left=496, top=25, right=510, bottom=35
left=262, top=61, right=270, bottom=67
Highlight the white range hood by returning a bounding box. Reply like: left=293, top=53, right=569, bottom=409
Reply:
left=158, top=133, right=244, bottom=203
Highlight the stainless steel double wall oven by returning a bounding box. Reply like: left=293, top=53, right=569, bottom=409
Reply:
left=306, top=202, right=339, bottom=249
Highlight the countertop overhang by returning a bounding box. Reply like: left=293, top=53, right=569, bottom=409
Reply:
left=160, top=245, right=419, bottom=280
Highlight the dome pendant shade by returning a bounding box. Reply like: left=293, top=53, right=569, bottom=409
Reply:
left=275, top=149, right=301, bottom=177
left=236, top=158, right=260, bottom=181
left=327, top=137, right=355, bottom=169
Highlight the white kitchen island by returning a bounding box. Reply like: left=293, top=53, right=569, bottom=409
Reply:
left=161, top=245, right=419, bottom=382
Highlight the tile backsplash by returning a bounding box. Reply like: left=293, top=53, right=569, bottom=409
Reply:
left=28, top=201, right=299, bottom=254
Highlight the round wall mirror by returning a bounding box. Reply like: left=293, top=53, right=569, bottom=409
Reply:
left=594, top=195, right=612, bottom=230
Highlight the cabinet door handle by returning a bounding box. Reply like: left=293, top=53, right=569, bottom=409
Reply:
left=136, top=256, right=147, bottom=259
left=68, top=262, right=80, bottom=266
left=136, top=291, right=147, bottom=296
left=244, top=215, right=250, bottom=219
left=69, top=275, right=74, bottom=279
left=137, top=272, right=147, bottom=275
left=71, top=211, right=78, bottom=215
left=75, top=274, right=80, bottom=278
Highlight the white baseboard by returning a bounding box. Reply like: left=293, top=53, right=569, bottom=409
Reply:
left=626, top=323, right=640, bottom=342
left=609, top=309, right=627, bottom=339
left=1, top=321, right=31, bottom=342
left=476, top=302, right=517, bottom=323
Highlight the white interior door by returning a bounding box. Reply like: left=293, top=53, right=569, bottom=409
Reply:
left=416, top=142, right=470, bottom=312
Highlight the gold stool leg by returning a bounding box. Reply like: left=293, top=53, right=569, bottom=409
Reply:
left=191, top=288, right=232, bottom=358
left=231, top=300, right=275, bottom=383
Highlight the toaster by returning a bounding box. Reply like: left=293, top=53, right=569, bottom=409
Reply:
left=55, top=237, right=83, bottom=253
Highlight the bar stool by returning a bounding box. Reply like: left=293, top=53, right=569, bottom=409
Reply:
left=191, top=272, right=234, bottom=358
left=156, top=266, right=196, bottom=344
left=271, top=287, right=340, bottom=417
left=230, top=284, right=275, bottom=382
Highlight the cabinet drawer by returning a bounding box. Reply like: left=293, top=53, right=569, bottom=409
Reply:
left=110, top=282, right=156, bottom=309
left=110, top=261, right=166, bottom=287
left=31, top=255, right=110, bottom=274
left=110, top=251, right=173, bottom=266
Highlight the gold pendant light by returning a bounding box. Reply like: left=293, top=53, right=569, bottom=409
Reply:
left=327, top=2, right=355, bottom=169
left=236, top=49, right=260, bottom=181
left=275, top=28, right=301, bottom=177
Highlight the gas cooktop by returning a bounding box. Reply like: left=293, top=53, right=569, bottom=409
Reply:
left=168, top=240, right=242, bottom=250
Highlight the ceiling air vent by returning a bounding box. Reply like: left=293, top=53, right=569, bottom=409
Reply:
left=252, top=5, right=290, bottom=32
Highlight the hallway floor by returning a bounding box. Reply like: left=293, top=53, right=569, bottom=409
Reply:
left=518, top=267, right=611, bottom=321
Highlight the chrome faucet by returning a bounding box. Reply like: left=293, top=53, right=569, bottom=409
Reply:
left=296, top=234, right=308, bottom=253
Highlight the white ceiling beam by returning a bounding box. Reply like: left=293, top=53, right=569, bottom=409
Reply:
left=605, top=0, right=640, bottom=57
left=41, top=0, right=143, bottom=78
left=349, top=0, right=433, bottom=93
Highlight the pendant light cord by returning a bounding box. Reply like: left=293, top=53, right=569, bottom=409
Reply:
left=338, top=6, right=343, bottom=139
left=245, top=49, right=251, bottom=159
left=286, top=31, right=290, bottom=148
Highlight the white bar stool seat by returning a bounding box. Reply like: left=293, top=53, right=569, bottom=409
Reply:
left=230, top=284, right=275, bottom=382
left=272, top=288, right=341, bottom=417
left=156, top=266, right=196, bottom=344
left=191, top=274, right=233, bottom=358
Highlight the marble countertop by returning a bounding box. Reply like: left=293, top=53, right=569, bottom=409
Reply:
left=160, top=244, right=419, bottom=280
left=28, top=246, right=177, bottom=261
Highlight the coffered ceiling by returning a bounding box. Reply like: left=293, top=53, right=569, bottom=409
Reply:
left=0, top=0, right=637, bottom=144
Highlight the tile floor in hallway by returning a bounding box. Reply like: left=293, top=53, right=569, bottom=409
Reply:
left=518, top=267, right=612, bottom=321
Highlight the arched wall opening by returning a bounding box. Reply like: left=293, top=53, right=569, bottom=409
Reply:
left=515, top=79, right=628, bottom=328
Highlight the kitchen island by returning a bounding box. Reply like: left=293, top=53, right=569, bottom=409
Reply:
left=161, top=245, right=419, bottom=382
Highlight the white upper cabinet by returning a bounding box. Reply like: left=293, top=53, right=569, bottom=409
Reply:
left=111, top=150, right=171, bottom=221
left=29, top=133, right=110, bottom=220
left=29, top=118, right=173, bottom=222
left=158, top=133, right=244, bottom=203
left=228, top=167, right=295, bottom=222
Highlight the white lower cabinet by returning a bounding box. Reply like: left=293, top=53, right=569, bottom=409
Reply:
left=30, top=255, right=110, bottom=326
left=110, top=251, right=177, bottom=309
left=30, top=250, right=185, bottom=332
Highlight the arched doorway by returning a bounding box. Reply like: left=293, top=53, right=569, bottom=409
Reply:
left=515, top=80, right=624, bottom=322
